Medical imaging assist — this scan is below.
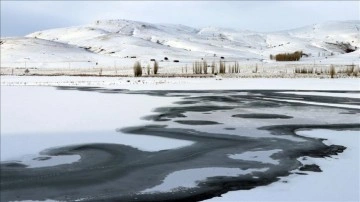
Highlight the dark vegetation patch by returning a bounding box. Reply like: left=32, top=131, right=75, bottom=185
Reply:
left=274, top=51, right=303, bottom=61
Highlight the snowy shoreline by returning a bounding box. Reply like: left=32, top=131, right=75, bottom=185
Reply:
left=1, top=76, right=360, bottom=91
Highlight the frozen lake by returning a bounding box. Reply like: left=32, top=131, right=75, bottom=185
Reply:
left=1, top=84, right=359, bottom=201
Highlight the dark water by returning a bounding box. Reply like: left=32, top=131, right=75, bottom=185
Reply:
left=1, top=87, right=359, bottom=202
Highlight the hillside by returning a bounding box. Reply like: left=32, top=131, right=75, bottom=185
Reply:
left=1, top=19, right=359, bottom=69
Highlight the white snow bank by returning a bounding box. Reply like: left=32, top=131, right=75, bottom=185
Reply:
left=1, top=76, right=360, bottom=91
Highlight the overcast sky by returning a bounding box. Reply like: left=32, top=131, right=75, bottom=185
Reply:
left=1, top=1, right=359, bottom=37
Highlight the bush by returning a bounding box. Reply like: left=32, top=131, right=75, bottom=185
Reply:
left=275, top=51, right=303, bottom=61
left=153, top=60, right=159, bottom=74
left=133, top=61, right=142, bottom=77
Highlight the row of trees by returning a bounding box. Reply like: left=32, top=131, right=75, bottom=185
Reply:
left=192, top=60, right=241, bottom=74
left=135, top=60, right=242, bottom=76
left=133, top=61, right=159, bottom=77
left=270, top=51, right=303, bottom=61
left=294, top=64, right=359, bottom=78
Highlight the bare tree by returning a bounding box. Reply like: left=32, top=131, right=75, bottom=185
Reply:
left=153, top=60, right=159, bottom=74
left=133, top=61, right=142, bottom=77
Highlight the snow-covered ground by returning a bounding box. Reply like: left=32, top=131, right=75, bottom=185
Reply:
left=1, top=76, right=360, bottom=91
left=1, top=20, right=359, bottom=73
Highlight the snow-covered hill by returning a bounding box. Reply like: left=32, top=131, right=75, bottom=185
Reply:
left=1, top=19, right=359, bottom=69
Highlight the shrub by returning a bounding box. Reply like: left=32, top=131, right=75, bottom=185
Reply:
left=24, top=69, right=30, bottom=74
left=275, top=51, right=303, bottom=61
left=153, top=60, right=159, bottom=74
left=133, top=61, right=142, bottom=77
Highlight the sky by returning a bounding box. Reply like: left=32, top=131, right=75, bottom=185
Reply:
left=1, top=1, right=359, bottom=37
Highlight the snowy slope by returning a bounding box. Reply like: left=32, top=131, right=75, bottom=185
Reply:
left=1, top=19, right=359, bottom=68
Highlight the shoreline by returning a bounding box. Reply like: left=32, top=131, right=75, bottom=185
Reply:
left=1, top=76, right=359, bottom=92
